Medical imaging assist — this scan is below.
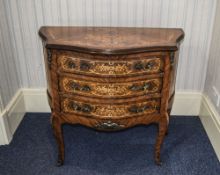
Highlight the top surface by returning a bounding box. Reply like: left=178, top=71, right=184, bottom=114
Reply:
left=39, top=26, right=184, bottom=54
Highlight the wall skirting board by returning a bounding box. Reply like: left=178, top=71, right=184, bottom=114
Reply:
left=0, top=89, right=25, bottom=145
left=199, top=95, right=220, bottom=161
left=0, top=88, right=219, bottom=161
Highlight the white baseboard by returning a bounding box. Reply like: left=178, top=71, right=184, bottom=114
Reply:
left=0, top=89, right=25, bottom=145
left=199, top=94, right=220, bottom=161
left=171, top=92, right=202, bottom=116
left=22, top=89, right=50, bottom=112
left=0, top=111, right=11, bottom=145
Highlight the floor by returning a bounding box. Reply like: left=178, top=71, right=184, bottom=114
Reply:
left=0, top=113, right=219, bottom=175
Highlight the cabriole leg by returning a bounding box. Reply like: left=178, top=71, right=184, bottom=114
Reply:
left=154, top=113, right=168, bottom=165
left=51, top=115, right=64, bottom=166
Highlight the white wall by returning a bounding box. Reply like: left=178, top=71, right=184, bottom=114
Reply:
left=0, top=0, right=21, bottom=109
left=1, top=0, right=216, bottom=94
left=204, top=0, right=220, bottom=115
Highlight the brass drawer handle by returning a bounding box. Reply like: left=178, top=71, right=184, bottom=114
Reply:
left=81, top=85, right=91, bottom=91
left=95, top=120, right=125, bottom=130
left=145, top=61, right=155, bottom=69
left=134, top=62, right=144, bottom=70
left=134, top=61, right=156, bottom=71
left=69, top=102, right=93, bottom=113
left=70, top=82, right=91, bottom=92
left=81, top=104, right=93, bottom=113
left=129, top=105, right=150, bottom=113
left=70, top=82, right=80, bottom=90
left=129, top=82, right=152, bottom=91
left=80, top=61, right=91, bottom=70
left=67, top=61, right=76, bottom=69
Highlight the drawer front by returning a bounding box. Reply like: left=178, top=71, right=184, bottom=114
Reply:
left=57, top=53, right=164, bottom=76
left=61, top=97, right=160, bottom=119
left=60, top=76, right=162, bottom=98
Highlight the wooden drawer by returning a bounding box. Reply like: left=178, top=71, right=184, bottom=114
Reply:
left=61, top=96, right=161, bottom=119
left=59, top=76, right=162, bottom=98
left=57, top=51, right=164, bottom=77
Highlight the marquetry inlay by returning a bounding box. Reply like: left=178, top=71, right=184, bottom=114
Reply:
left=59, top=56, right=163, bottom=76
left=62, top=98, right=160, bottom=119
left=60, top=77, right=162, bottom=97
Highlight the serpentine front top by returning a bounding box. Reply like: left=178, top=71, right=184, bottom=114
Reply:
left=39, top=27, right=184, bottom=54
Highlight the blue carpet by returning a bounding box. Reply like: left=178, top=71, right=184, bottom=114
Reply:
left=0, top=113, right=219, bottom=175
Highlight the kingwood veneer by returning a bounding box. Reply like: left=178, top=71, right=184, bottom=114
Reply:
left=39, top=27, right=184, bottom=166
